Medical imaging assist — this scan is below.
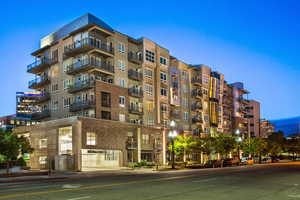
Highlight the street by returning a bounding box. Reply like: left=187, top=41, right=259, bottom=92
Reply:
left=1, top=162, right=300, bottom=200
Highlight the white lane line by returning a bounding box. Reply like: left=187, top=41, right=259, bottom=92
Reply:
left=67, top=196, right=91, bottom=200
left=62, top=184, right=82, bottom=189
left=288, top=194, right=300, bottom=198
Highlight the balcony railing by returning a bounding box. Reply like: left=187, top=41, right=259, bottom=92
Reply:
left=128, top=52, right=142, bottom=64
left=28, top=76, right=50, bottom=89
left=69, top=100, right=95, bottom=112
left=64, top=38, right=114, bottom=57
left=66, top=57, right=114, bottom=75
left=192, top=116, right=203, bottom=124
left=191, top=89, right=202, bottom=99
left=191, top=76, right=202, bottom=85
left=128, top=88, right=143, bottom=98
left=126, top=140, right=138, bottom=150
left=68, top=79, right=95, bottom=93
left=170, top=111, right=181, bottom=119
left=128, top=69, right=143, bottom=81
left=31, top=109, right=50, bottom=120
left=128, top=105, right=143, bottom=115
left=35, top=92, right=50, bottom=103
left=27, top=58, right=54, bottom=74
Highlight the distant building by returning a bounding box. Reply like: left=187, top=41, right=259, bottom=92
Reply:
left=271, top=116, right=300, bottom=137
left=247, top=100, right=261, bottom=138
left=16, top=91, right=41, bottom=119
left=0, top=114, right=38, bottom=130
left=260, top=119, right=274, bottom=138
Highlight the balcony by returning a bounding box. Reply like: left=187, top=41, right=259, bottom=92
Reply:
left=66, top=57, right=114, bottom=75
left=64, top=38, right=114, bottom=58
left=128, top=69, right=143, bottom=81
left=191, top=76, right=202, bottom=85
left=128, top=52, right=142, bottom=64
left=68, top=80, right=95, bottom=93
left=192, top=116, right=203, bottom=124
left=34, top=92, right=50, bottom=104
left=28, top=76, right=50, bottom=89
left=128, top=88, right=143, bottom=98
left=126, top=140, right=137, bottom=150
left=191, top=102, right=202, bottom=111
left=191, top=89, right=202, bottom=99
left=31, top=109, right=50, bottom=120
left=128, top=105, right=143, bottom=115
left=69, top=100, right=95, bottom=112
left=27, top=58, right=54, bottom=74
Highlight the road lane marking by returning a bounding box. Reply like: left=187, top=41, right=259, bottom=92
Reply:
left=192, top=178, right=217, bottom=183
left=62, top=184, right=81, bottom=189
left=0, top=175, right=193, bottom=200
left=288, top=194, right=300, bottom=198
left=67, top=196, right=91, bottom=200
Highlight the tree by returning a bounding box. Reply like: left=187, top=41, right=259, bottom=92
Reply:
left=285, top=138, right=300, bottom=160
left=169, top=136, right=196, bottom=163
left=241, top=137, right=267, bottom=162
left=214, top=134, right=236, bottom=159
left=0, top=130, right=34, bottom=174
left=266, top=131, right=285, bottom=162
left=194, top=136, right=216, bottom=160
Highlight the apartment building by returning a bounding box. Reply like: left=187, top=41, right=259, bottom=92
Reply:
left=260, top=119, right=275, bottom=138
left=15, top=13, right=262, bottom=170
left=247, top=100, right=261, bottom=137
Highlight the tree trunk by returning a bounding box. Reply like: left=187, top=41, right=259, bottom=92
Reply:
left=6, top=161, right=10, bottom=175
left=259, top=153, right=262, bottom=164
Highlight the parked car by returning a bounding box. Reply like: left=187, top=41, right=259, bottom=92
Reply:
left=223, top=157, right=240, bottom=167
left=262, top=157, right=272, bottom=163
left=204, top=160, right=222, bottom=168
left=240, top=157, right=254, bottom=165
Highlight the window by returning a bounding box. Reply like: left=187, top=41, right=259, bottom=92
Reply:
left=52, top=49, right=58, bottom=62
left=119, top=96, right=125, bottom=107
left=39, top=156, right=47, bottom=165
left=52, top=84, right=58, bottom=92
left=147, top=102, right=154, bottom=112
left=117, top=42, right=125, bottom=54
left=182, top=85, right=188, bottom=93
left=160, top=88, right=167, bottom=96
left=142, top=134, right=150, bottom=144
left=183, top=112, right=189, bottom=121
left=160, top=72, right=167, bottom=82
left=182, top=98, right=188, bottom=107
left=101, top=111, right=111, bottom=120
left=101, top=92, right=111, bottom=107
left=119, top=78, right=126, bottom=88
left=119, top=113, right=126, bottom=122
left=204, top=115, right=209, bottom=122
left=86, top=132, right=96, bottom=145
left=39, top=138, right=47, bottom=148
left=58, top=127, right=72, bottom=155
left=52, top=101, right=58, bottom=111
left=160, top=56, right=167, bottom=65
left=144, top=68, right=153, bottom=79
left=63, top=97, right=71, bottom=108
left=145, top=50, right=155, bottom=63
left=161, top=104, right=168, bottom=112
left=63, top=79, right=71, bottom=90
left=147, top=119, right=155, bottom=126
left=181, top=71, right=188, bottom=80
left=118, top=60, right=126, bottom=72
left=105, top=150, right=118, bottom=160
left=144, top=84, right=153, bottom=96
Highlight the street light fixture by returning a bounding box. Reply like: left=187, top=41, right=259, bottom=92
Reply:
left=235, top=129, right=243, bottom=159
left=169, top=120, right=177, bottom=169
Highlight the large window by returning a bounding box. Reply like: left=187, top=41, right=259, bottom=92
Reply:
left=39, top=156, right=47, bottom=165
left=118, top=78, right=126, bottom=88
left=86, top=132, right=96, bottom=145
left=160, top=72, right=167, bottom=82
left=145, top=50, right=155, bottom=63
left=105, top=150, right=118, bottom=160
left=144, top=68, right=153, bottom=79
left=39, top=138, right=47, bottom=149
left=58, top=127, right=72, bottom=155
left=144, top=84, right=153, bottom=96
left=160, top=56, right=167, bottom=65
left=119, top=96, right=125, bottom=107
left=119, top=113, right=126, bottom=122
left=117, top=42, right=125, bottom=54
left=101, top=92, right=111, bottom=107
left=101, top=111, right=111, bottom=120
left=183, top=112, right=189, bottom=121
left=160, top=88, right=167, bottom=96
left=118, top=60, right=126, bottom=72
left=142, top=134, right=150, bottom=144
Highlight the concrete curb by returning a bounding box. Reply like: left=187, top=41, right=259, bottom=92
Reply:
left=0, top=176, right=67, bottom=184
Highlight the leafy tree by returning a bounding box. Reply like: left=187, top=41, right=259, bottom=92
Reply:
left=266, top=131, right=285, bottom=162
left=194, top=136, right=216, bottom=160
left=0, top=130, right=34, bottom=174
left=169, top=136, right=196, bottom=162
left=285, top=138, right=300, bottom=160
left=241, top=137, right=267, bottom=162
left=214, top=134, right=236, bottom=159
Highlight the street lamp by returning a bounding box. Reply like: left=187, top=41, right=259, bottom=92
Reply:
left=235, top=129, right=242, bottom=159
left=169, top=120, right=177, bottom=169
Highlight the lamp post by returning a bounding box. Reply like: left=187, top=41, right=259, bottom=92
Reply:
left=169, top=120, right=177, bottom=169
left=235, top=129, right=242, bottom=159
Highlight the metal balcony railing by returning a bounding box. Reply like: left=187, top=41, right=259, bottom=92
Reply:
left=128, top=52, right=143, bottom=64
left=66, top=57, right=114, bottom=74
left=128, top=88, right=143, bottom=98
left=128, top=69, right=143, bottom=81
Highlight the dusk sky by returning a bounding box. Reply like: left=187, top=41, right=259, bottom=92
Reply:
left=0, top=0, right=299, bottom=120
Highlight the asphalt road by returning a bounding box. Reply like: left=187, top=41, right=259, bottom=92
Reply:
left=1, top=162, right=300, bottom=200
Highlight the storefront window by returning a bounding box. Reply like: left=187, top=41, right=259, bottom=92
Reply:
left=58, top=126, right=72, bottom=155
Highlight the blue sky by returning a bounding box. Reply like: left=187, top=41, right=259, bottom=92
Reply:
left=0, top=0, right=299, bottom=119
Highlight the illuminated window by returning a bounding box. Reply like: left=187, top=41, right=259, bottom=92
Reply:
left=105, top=150, right=118, bottom=160
left=39, top=138, right=47, bottom=149
left=142, top=134, right=150, bottom=144
left=86, top=132, right=96, bottom=146
left=58, top=127, right=72, bottom=155
left=39, top=156, right=47, bottom=165
left=119, top=113, right=126, bottom=122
